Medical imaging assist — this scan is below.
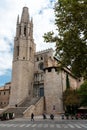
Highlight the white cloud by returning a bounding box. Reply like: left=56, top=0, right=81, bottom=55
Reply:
left=0, top=0, right=56, bottom=84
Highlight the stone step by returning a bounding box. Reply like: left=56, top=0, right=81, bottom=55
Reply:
left=19, top=97, right=40, bottom=107
left=3, top=107, right=27, bottom=118
left=2, top=97, right=41, bottom=118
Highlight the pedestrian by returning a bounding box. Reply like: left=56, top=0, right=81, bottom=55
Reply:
left=31, top=113, right=34, bottom=121
left=61, top=113, right=64, bottom=119
left=50, top=114, right=54, bottom=120
left=42, top=113, right=47, bottom=119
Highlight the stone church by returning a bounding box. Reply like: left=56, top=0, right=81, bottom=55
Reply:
left=0, top=7, right=82, bottom=117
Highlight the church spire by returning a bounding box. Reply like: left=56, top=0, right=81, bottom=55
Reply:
left=15, top=6, right=34, bottom=39
left=16, top=15, right=19, bottom=37
left=21, top=7, right=29, bottom=23
left=17, top=15, right=19, bottom=25
left=10, top=6, right=36, bottom=106
left=30, top=17, right=33, bottom=39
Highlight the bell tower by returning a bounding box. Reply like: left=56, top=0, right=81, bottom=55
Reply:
left=9, top=7, right=36, bottom=106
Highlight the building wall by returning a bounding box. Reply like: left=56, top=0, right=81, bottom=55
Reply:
left=33, top=49, right=54, bottom=97
left=62, top=69, right=81, bottom=90
left=44, top=68, right=63, bottom=114
left=43, top=66, right=82, bottom=114
left=9, top=61, right=34, bottom=106
left=34, top=48, right=54, bottom=72
left=0, top=83, right=11, bottom=108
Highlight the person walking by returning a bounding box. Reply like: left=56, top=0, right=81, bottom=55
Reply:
left=31, top=113, right=34, bottom=121
left=42, top=113, right=47, bottom=119
left=50, top=113, right=54, bottom=120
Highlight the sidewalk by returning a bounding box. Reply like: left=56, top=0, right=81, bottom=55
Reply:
left=13, top=115, right=62, bottom=121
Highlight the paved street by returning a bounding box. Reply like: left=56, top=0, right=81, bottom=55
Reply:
left=0, top=116, right=87, bottom=130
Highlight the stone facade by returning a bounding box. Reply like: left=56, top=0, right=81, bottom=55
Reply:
left=0, top=82, right=11, bottom=108
left=23, top=97, right=44, bottom=117
left=0, top=7, right=83, bottom=114
left=9, top=7, right=35, bottom=106
left=44, top=68, right=63, bottom=114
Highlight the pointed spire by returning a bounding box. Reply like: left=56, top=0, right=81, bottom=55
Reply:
left=31, top=17, right=33, bottom=24
left=30, top=17, right=33, bottom=38
left=17, top=15, right=19, bottom=25
left=21, top=7, right=29, bottom=23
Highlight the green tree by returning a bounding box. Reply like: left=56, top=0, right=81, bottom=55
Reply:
left=78, top=80, right=87, bottom=106
left=63, top=89, right=80, bottom=114
left=43, top=0, right=87, bottom=78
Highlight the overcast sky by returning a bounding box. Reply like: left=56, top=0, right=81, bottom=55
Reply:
left=0, top=0, right=57, bottom=86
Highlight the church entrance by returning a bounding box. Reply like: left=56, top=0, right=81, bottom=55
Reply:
left=33, top=83, right=44, bottom=97
left=40, top=87, right=44, bottom=97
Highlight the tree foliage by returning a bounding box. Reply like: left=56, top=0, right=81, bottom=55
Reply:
left=63, top=89, right=80, bottom=106
left=63, top=80, right=87, bottom=113
left=78, top=80, right=87, bottom=106
left=43, top=0, right=87, bottom=78
left=63, top=88, right=80, bottom=114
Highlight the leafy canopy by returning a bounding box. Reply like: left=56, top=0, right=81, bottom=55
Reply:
left=43, top=0, right=87, bottom=78
left=78, top=80, right=87, bottom=106
left=63, top=89, right=80, bottom=107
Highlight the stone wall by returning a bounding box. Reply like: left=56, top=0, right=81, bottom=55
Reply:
left=23, top=97, right=44, bottom=117
left=44, top=68, right=63, bottom=114
left=62, top=69, right=82, bottom=90
left=9, top=61, right=34, bottom=106
left=0, top=83, right=11, bottom=108
left=44, top=67, right=81, bottom=114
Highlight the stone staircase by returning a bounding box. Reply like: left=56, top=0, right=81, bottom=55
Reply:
left=2, top=97, right=41, bottom=118
left=4, top=107, right=27, bottom=118
left=19, top=97, right=40, bottom=107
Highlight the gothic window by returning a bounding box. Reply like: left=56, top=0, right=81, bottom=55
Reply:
left=37, top=57, right=39, bottom=61
left=24, top=25, right=26, bottom=36
left=17, top=46, right=19, bottom=57
left=38, top=62, right=44, bottom=70
left=19, top=26, right=21, bottom=35
left=34, top=74, right=40, bottom=81
left=41, top=74, right=43, bottom=80
left=34, top=74, right=37, bottom=81
left=30, top=47, right=32, bottom=57
left=4, top=92, right=6, bottom=95
left=41, top=56, right=43, bottom=60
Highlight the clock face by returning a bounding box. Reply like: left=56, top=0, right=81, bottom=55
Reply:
left=38, top=62, right=44, bottom=70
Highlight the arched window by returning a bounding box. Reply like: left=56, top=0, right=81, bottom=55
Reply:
left=37, top=57, right=39, bottom=61
left=41, top=56, right=43, bottom=60
left=19, top=26, right=21, bottom=35
left=38, top=62, right=44, bottom=70
left=30, top=47, right=32, bottom=57
left=17, top=46, right=19, bottom=57
left=24, top=25, right=26, bottom=36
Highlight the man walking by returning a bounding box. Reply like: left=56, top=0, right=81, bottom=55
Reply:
left=31, top=113, right=34, bottom=121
